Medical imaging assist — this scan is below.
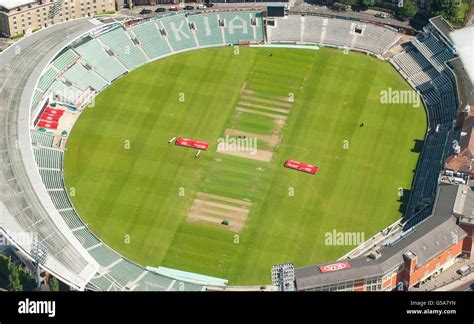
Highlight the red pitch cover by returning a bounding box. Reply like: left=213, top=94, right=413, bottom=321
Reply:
left=284, top=160, right=318, bottom=174
left=284, top=160, right=301, bottom=169
left=38, top=121, right=59, bottom=129
left=45, top=107, right=65, bottom=116
left=175, top=137, right=194, bottom=148
left=299, top=163, right=318, bottom=174
left=175, top=137, right=209, bottom=150
left=40, top=113, right=61, bottom=122
left=191, top=141, right=209, bottom=151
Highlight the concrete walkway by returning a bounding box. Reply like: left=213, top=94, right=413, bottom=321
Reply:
left=288, top=4, right=427, bottom=30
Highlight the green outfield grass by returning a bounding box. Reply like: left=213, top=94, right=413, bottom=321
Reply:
left=64, top=47, right=426, bottom=285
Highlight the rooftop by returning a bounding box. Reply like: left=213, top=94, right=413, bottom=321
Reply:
left=0, top=0, right=37, bottom=11
left=295, top=184, right=467, bottom=290
left=449, top=57, right=474, bottom=107
left=445, top=109, right=474, bottom=173
left=429, top=16, right=455, bottom=42
left=453, top=184, right=474, bottom=219
left=450, top=26, right=474, bottom=86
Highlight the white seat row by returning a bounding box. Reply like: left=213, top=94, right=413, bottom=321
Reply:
left=31, top=130, right=54, bottom=147
left=97, top=27, right=148, bottom=70
left=74, top=38, right=127, bottom=82
left=270, top=15, right=399, bottom=55
left=33, top=147, right=63, bottom=169
left=39, top=169, right=64, bottom=189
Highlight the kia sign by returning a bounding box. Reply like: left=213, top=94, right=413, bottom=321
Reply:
left=319, top=261, right=351, bottom=273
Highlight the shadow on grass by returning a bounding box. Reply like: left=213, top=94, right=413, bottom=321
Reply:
left=411, top=139, right=424, bottom=154
left=397, top=188, right=411, bottom=216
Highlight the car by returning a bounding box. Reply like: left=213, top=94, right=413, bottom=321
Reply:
left=155, top=7, right=166, bottom=12
left=457, top=265, right=470, bottom=276
left=375, top=12, right=388, bottom=19
left=197, top=5, right=207, bottom=9
left=206, top=3, right=214, bottom=7
left=169, top=6, right=181, bottom=11
left=184, top=5, right=194, bottom=10
left=139, top=9, right=152, bottom=15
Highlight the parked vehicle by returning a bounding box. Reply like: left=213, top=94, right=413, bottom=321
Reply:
left=155, top=7, right=166, bottom=13
left=184, top=5, right=194, bottom=10
left=375, top=12, right=388, bottom=19
left=457, top=265, right=471, bottom=276
left=140, top=9, right=152, bottom=15
left=169, top=6, right=181, bottom=11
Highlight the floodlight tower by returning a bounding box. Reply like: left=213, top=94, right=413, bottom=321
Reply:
left=271, top=263, right=296, bottom=291
left=30, top=240, right=48, bottom=290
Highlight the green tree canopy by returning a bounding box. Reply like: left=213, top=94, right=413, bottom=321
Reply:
left=399, top=0, right=418, bottom=17
left=8, top=265, right=22, bottom=291
left=431, top=0, right=461, bottom=21
left=49, top=276, right=59, bottom=291
left=360, top=0, right=376, bottom=7
left=337, top=0, right=358, bottom=6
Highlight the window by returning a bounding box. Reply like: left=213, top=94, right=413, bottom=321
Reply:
left=365, top=276, right=382, bottom=291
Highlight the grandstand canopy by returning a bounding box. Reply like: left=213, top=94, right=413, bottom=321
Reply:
left=450, top=26, right=474, bottom=85
left=294, top=185, right=466, bottom=290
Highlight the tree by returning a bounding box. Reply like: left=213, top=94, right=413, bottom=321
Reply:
left=8, top=265, right=23, bottom=291
left=49, top=276, right=59, bottom=292
left=431, top=0, right=461, bottom=21
left=360, top=0, right=375, bottom=7
left=399, top=0, right=418, bottom=17
left=20, top=271, right=36, bottom=291
left=0, top=255, right=9, bottom=275
left=337, top=0, right=358, bottom=6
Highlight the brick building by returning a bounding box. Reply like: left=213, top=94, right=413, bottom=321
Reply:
left=445, top=105, right=474, bottom=177
left=452, top=184, right=474, bottom=256
left=0, top=0, right=116, bottom=38
left=294, top=184, right=470, bottom=291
